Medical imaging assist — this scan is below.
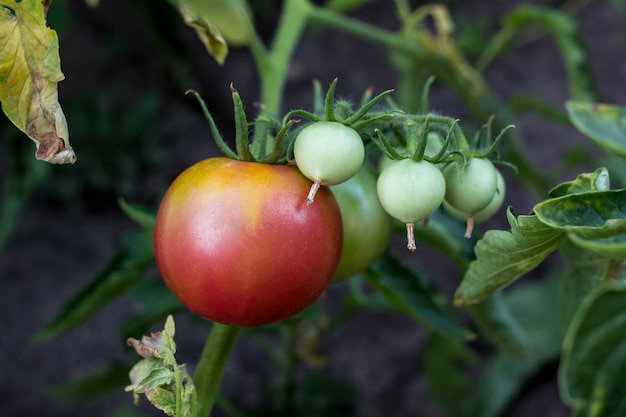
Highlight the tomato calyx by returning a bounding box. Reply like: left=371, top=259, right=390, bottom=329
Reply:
left=186, top=85, right=295, bottom=164
left=283, top=78, right=394, bottom=129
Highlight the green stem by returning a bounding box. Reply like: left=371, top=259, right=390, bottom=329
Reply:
left=281, top=322, right=298, bottom=413
left=254, top=0, right=312, bottom=115
left=194, top=323, right=241, bottom=417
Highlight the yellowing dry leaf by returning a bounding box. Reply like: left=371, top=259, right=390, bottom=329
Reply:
left=0, top=1, right=75, bottom=164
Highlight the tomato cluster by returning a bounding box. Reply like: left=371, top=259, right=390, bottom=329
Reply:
left=153, top=87, right=507, bottom=327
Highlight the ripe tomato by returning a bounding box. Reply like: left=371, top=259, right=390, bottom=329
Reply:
left=154, top=158, right=343, bottom=326
left=330, top=166, right=392, bottom=281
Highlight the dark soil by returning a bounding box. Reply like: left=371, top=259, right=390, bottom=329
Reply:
left=1, top=1, right=625, bottom=416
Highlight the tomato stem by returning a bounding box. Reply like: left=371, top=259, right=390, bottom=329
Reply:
left=307, top=179, right=322, bottom=205
left=464, top=214, right=475, bottom=239
left=194, top=323, right=241, bottom=417
left=406, top=223, right=417, bottom=251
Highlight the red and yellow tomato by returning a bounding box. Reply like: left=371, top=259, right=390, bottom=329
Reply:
left=154, top=158, right=343, bottom=326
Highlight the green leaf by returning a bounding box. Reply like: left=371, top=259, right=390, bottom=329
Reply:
left=534, top=189, right=626, bottom=239
left=169, top=0, right=251, bottom=64
left=467, top=293, right=530, bottom=359
left=567, top=101, right=626, bottom=159
left=502, top=271, right=564, bottom=360
left=0, top=0, right=75, bottom=163
left=364, top=253, right=473, bottom=342
left=548, top=167, right=610, bottom=198
left=145, top=387, right=177, bottom=416
left=558, top=241, right=610, bottom=325
left=45, top=362, right=131, bottom=401
left=559, top=281, right=626, bottom=416
left=423, top=334, right=477, bottom=417
left=37, top=230, right=155, bottom=340
left=454, top=208, right=566, bottom=306
left=429, top=273, right=564, bottom=417
left=473, top=353, right=547, bottom=417
left=469, top=273, right=564, bottom=417
left=568, top=232, right=626, bottom=260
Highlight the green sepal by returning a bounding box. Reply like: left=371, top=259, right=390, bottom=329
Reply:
left=372, top=128, right=404, bottom=161
left=258, top=119, right=296, bottom=164
left=312, top=79, right=325, bottom=116
left=342, top=87, right=394, bottom=126
left=185, top=90, right=238, bottom=160
left=419, top=75, right=436, bottom=114
left=250, top=115, right=273, bottom=158
left=324, top=77, right=339, bottom=121
left=231, top=85, right=255, bottom=162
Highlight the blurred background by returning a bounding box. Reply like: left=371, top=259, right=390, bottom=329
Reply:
left=0, top=0, right=624, bottom=416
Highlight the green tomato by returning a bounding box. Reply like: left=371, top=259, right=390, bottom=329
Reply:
left=331, top=166, right=392, bottom=281
left=294, top=121, right=365, bottom=203
left=377, top=158, right=446, bottom=251
left=443, top=158, right=498, bottom=214
left=443, top=168, right=506, bottom=223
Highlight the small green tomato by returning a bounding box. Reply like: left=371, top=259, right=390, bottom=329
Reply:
left=443, top=157, right=498, bottom=214
left=377, top=158, right=446, bottom=251
left=443, top=168, right=506, bottom=237
left=331, top=167, right=392, bottom=281
left=294, top=121, right=365, bottom=204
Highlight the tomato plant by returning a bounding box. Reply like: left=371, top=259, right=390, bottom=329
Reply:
left=22, top=2, right=626, bottom=417
left=154, top=157, right=343, bottom=326
left=330, top=166, right=392, bottom=281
